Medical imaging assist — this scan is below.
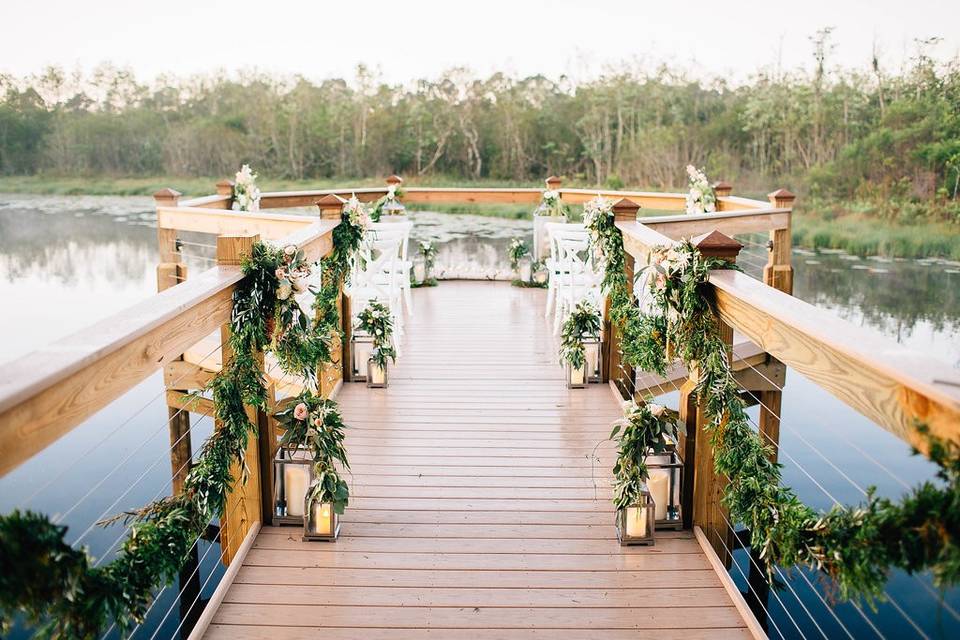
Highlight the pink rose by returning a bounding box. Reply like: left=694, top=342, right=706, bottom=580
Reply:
left=313, top=417, right=322, bottom=427
left=293, top=403, right=308, bottom=421
left=275, top=267, right=286, bottom=279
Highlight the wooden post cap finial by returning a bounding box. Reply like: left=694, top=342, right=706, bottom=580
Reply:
left=768, top=188, right=796, bottom=208
left=545, top=175, right=562, bottom=189
left=315, top=194, right=347, bottom=220
left=712, top=181, right=733, bottom=197
left=611, top=197, right=641, bottom=222
left=153, top=188, right=182, bottom=207
left=385, top=175, right=403, bottom=186
left=692, top=230, right=743, bottom=262
left=215, top=179, right=235, bottom=196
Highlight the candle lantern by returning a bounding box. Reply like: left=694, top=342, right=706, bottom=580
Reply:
left=303, top=492, right=340, bottom=541
left=566, top=336, right=601, bottom=388
left=350, top=333, right=374, bottom=382
left=646, top=443, right=684, bottom=529
left=566, top=360, right=587, bottom=388
left=518, top=256, right=533, bottom=282
left=381, top=198, right=406, bottom=220
left=413, top=256, right=427, bottom=284
left=532, top=263, right=549, bottom=285
left=617, top=487, right=656, bottom=546
left=272, top=446, right=314, bottom=526
left=367, top=349, right=389, bottom=388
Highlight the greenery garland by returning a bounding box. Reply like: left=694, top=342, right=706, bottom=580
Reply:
left=0, top=197, right=368, bottom=637
left=357, top=300, right=397, bottom=369
left=586, top=194, right=960, bottom=603
left=508, top=237, right=530, bottom=271
left=533, top=188, right=570, bottom=218
left=559, top=299, right=601, bottom=369
left=370, top=185, right=405, bottom=222
left=610, top=401, right=683, bottom=510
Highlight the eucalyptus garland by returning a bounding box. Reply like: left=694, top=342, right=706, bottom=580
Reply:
left=357, top=300, right=397, bottom=369
left=0, top=197, right=368, bottom=637
left=559, top=299, right=602, bottom=369
left=610, top=401, right=683, bottom=510
left=587, top=194, right=960, bottom=603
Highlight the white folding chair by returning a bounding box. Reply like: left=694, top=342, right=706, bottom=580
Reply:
left=553, top=235, right=603, bottom=335
left=367, top=221, right=414, bottom=316
left=543, top=223, right=587, bottom=319
left=347, top=236, right=404, bottom=355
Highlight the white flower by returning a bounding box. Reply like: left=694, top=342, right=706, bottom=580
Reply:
left=284, top=244, right=297, bottom=257
left=647, top=403, right=665, bottom=417
left=387, top=184, right=396, bottom=198
left=277, top=283, right=292, bottom=300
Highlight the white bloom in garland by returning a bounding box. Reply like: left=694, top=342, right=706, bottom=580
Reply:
left=233, top=164, right=261, bottom=212
left=534, top=189, right=566, bottom=217
left=582, top=195, right=614, bottom=254
left=344, top=195, right=371, bottom=231
left=684, top=164, right=716, bottom=215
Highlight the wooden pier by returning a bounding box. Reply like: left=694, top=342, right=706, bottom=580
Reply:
left=203, top=282, right=757, bottom=639
left=2, top=178, right=958, bottom=639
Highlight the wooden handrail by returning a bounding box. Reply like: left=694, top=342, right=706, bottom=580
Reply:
left=615, top=220, right=960, bottom=453
left=402, top=187, right=542, bottom=205
left=637, top=208, right=790, bottom=239
left=0, top=219, right=339, bottom=477
left=157, top=206, right=315, bottom=239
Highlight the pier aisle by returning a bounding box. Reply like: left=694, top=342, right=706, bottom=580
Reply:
left=204, top=281, right=754, bottom=639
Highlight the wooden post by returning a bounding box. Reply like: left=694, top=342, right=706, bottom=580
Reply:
left=316, top=194, right=349, bottom=387
left=316, top=194, right=346, bottom=221
left=216, top=179, right=236, bottom=209
left=603, top=199, right=641, bottom=392
left=680, top=230, right=743, bottom=565
left=712, top=181, right=732, bottom=212
left=216, top=234, right=266, bottom=564
left=545, top=175, right=562, bottom=191
left=764, top=188, right=795, bottom=295
left=154, top=188, right=184, bottom=291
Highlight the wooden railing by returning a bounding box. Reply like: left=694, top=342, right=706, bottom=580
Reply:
left=5, top=173, right=958, bottom=586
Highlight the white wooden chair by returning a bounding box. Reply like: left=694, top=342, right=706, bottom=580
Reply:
left=346, top=235, right=404, bottom=355
left=366, top=221, right=414, bottom=316
left=552, top=234, right=603, bottom=335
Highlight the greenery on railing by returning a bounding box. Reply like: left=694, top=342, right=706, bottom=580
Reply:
left=559, top=299, right=601, bottom=370
left=534, top=188, right=569, bottom=218
left=0, top=199, right=366, bottom=638
left=370, top=184, right=404, bottom=222
left=610, top=401, right=682, bottom=511
left=587, top=194, right=960, bottom=603
left=357, top=301, right=397, bottom=369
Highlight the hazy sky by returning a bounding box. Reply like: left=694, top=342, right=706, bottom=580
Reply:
left=3, top=0, right=958, bottom=83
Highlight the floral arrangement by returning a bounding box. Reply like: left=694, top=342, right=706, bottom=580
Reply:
left=0, top=195, right=371, bottom=637
left=370, top=184, right=405, bottom=222
left=610, top=401, right=682, bottom=511
left=533, top=189, right=569, bottom=217
left=357, top=301, right=397, bottom=369
left=559, top=299, right=602, bottom=369
left=233, top=164, right=261, bottom=212
left=684, top=164, right=716, bottom=215
left=586, top=206, right=960, bottom=604
left=342, top=195, right=371, bottom=231
left=419, top=240, right=437, bottom=274
left=274, top=391, right=350, bottom=516
left=508, top=237, right=530, bottom=271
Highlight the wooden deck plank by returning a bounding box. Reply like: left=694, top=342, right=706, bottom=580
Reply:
left=203, top=282, right=752, bottom=638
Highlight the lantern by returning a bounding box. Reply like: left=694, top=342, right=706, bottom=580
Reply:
left=272, top=446, right=314, bottom=526
left=566, top=336, right=601, bottom=388
left=532, top=263, right=549, bottom=285
left=367, top=349, right=389, bottom=388
left=617, top=487, right=656, bottom=546
left=381, top=198, right=406, bottom=220
left=350, top=333, right=373, bottom=381
left=646, top=444, right=684, bottom=530
left=518, top=256, right=533, bottom=282
left=303, top=492, right=340, bottom=541
left=413, top=256, right=427, bottom=284
left=566, top=360, right=587, bottom=388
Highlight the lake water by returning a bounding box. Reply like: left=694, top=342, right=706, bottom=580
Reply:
left=0, top=194, right=958, bottom=639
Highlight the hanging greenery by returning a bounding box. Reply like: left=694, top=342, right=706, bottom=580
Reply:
left=370, top=184, right=405, bottom=222
left=357, top=301, right=397, bottom=369
left=0, top=197, right=368, bottom=638
left=508, top=237, right=530, bottom=271
left=533, top=188, right=569, bottom=218
left=610, top=401, right=683, bottom=511
left=559, top=299, right=602, bottom=369
left=588, top=196, right=960, bottom=604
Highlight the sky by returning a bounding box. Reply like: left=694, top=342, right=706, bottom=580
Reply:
left=2, top=0, right=958, bottom=85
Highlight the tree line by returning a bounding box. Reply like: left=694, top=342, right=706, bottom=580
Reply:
left=0, top=33, right=958, bottom=208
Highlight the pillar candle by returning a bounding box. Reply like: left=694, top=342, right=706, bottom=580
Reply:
left=570, top=364, right=585, bottom=385
left=584, top=341, right=600, bottom=379
left=625, top=506, right=648, bottom=538
left=284, top=465, right=309, bottom=517
left=648, top=470, right=669, bottom=521
left=371, top=363, right=386, bottom=385
left=310, top=502, right=332, bottom=536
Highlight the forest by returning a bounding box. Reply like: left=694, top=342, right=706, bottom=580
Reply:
left=0, top=33, right=958, bottom=256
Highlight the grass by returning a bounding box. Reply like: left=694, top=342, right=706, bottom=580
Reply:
left=3, top=174, right=959, bottom=259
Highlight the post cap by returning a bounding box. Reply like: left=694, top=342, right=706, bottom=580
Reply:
left=611, top=197, right=641, bottom=222
left=712, top=180, right=733, bottom=196
left=153, top=188, right=182, bottom=205
left=215, top=179, right=235, bottom=196
left=545, top=175, right=562, bottom=189
left=385, top=175, right=403, bottom=186
left=692, top=230, right=743, bottom=261
left=315, top=194, right=347, bottom=219
left=768, top=188, right=796, bottom=206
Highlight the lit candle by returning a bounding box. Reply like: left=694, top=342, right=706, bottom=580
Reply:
left=414, top=261, right=426, bottom=283
left=570, top=364, right=585, bottom=385
left=370, top=363, right=386, bottom=385
left=648, top=470, right=669, bottom=521
left=310, top=502, right=333, bottom=536
left=519, top=259, right=532, bottom=282
left=584, top=341, right=600, bottom=379
left=284, top=465, right=309, bottom=517
left=625, top=506, right=648, bottom=537
left=354, top=340, right=372, bottom=377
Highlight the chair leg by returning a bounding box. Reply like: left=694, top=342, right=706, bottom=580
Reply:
left=544, top=278, right=556, bottom=318
left=403, top=282, right=414, bottom=317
